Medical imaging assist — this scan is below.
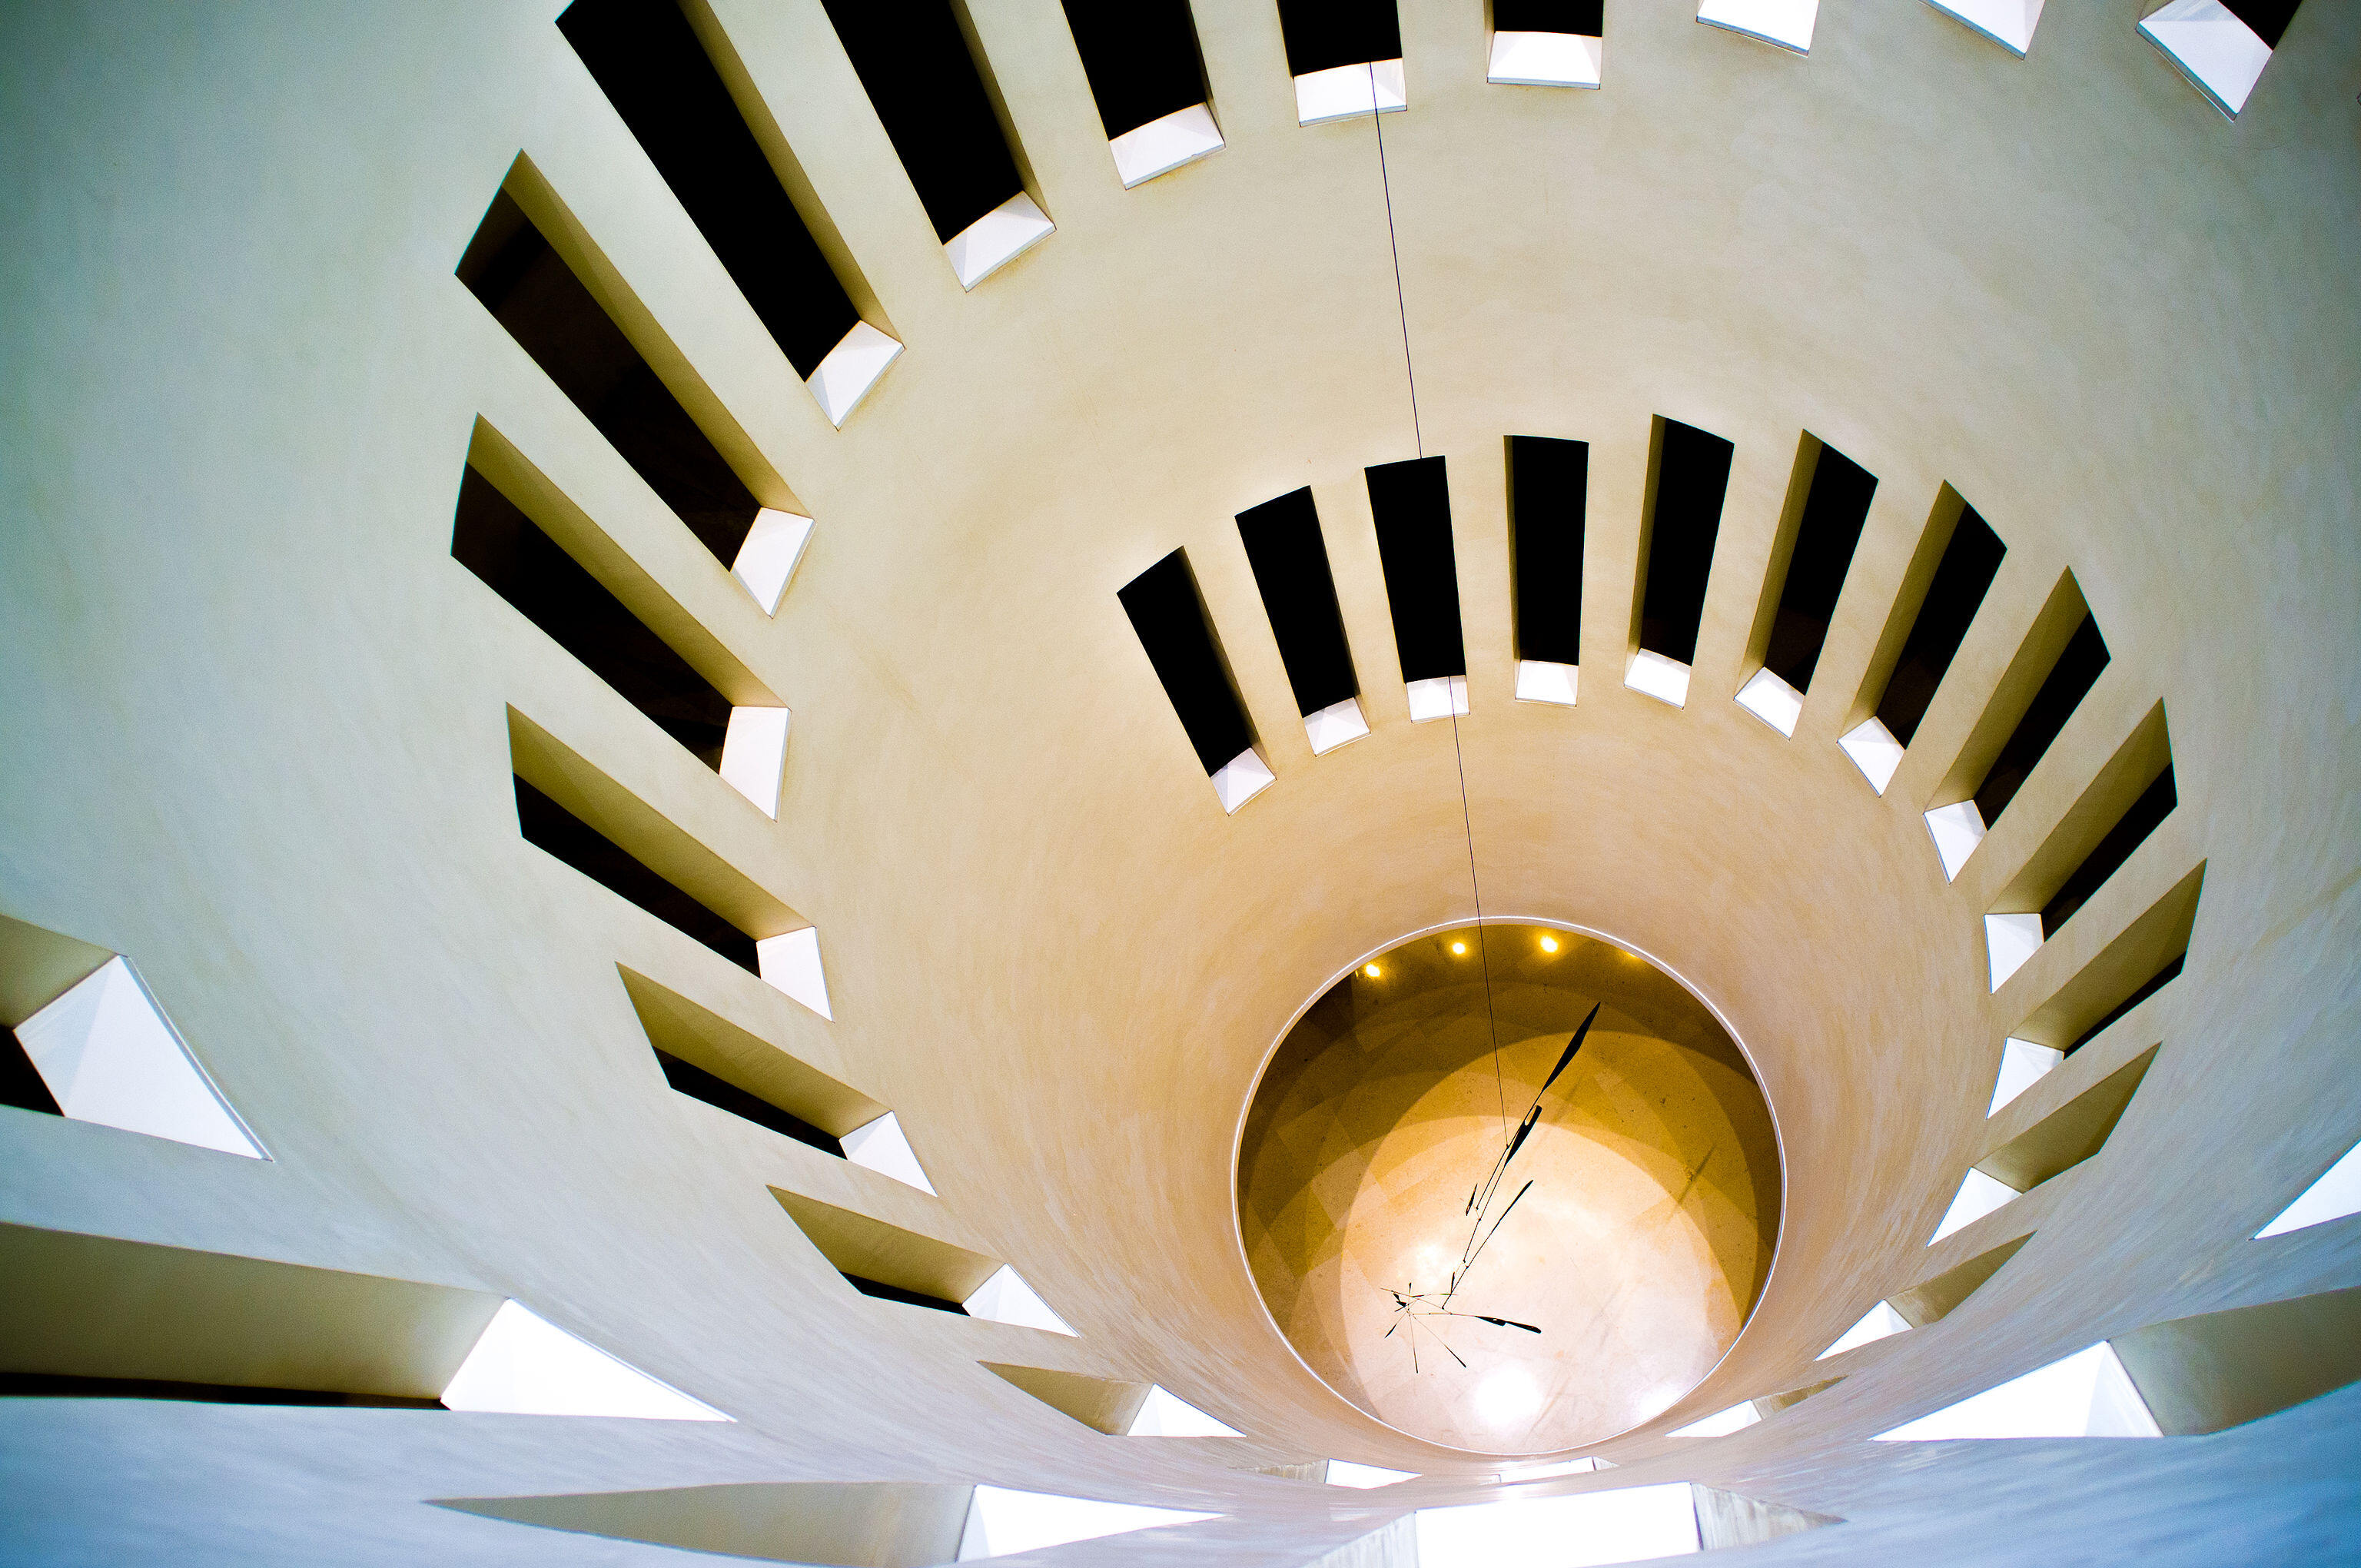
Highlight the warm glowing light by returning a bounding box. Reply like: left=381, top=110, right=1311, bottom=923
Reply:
left=1539, top=935, right=1559, bottom=953
left=1364, top=963, right=1382, bottom=979
left=1450, top=941, right=1467, bottom=955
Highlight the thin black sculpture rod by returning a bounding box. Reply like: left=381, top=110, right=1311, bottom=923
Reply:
left=1445, top=1178, right=1535, bottom=1308
left=1457, top=1002, right=1602, bottom=1268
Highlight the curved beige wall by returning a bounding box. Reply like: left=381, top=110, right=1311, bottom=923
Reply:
left=0, top=0, right=2356, bottom=1562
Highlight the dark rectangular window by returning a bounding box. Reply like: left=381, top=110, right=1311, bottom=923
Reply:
left=2043, top=767, right=2175, bottom=938
left=1495, top=0, right=1603, bottom=33
left=1061, top=0, right=1208, bottom=140
left=1237, top=490, right=1357, bottom=716
left=820, top=0, right=1024, bottom=241
left=453, top=466, right=732, bottom=769
left=2066, top=955, right=2183, bottom=1056
left=1764, top=442, right=1875, bottom=692
left=514, top=776, right=758, bottom=972
left=654, top=1048, right=844, bottom=1158
left=1507, top=436, right=1587, bottom=666
left=2223, top=0, right=2299, bottom=48
left=558, top=0, right=859, bottom=379
left=1274, top=0, right=1402, bottom=75
left=1638, top=420, right=1734, bottom=666
left=457, top=188, right=760, bottom=566
left=1366, top=457, right=1466, bottom=683
left=1875, top=507, right=2005, bottom=746
left=1119, top=551, right=1254, bottom=773
left=1974, top=613, right=2110, bottom=828
left=2, top=1025, right=61, bottom=1116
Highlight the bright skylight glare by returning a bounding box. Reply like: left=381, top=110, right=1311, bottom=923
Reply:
left=440, top=1300, right=730, bottom=1420
left=13, top=955, right=266, bottom=1158
left=963, top=1266, right=1077, bottom=1335
left=1325, top=1460, right=1416, bottom=1488
left=1406, top=675, right=1469, bottom=722
left=1735, top=668, right=1802, bottom=736
left=1697, top=0, right=1818, bottom=54
left=1125, top=1385, right=1244, bottom=1437
left=2138, top=1, right=2275, bottom=118
left=1625, top=649, right=1691, bottom=707
left=1516, top=659, right=1578, bottom=706
left=840, top=1111, right=936, bottom=1194
left=1111, top=104, right=1224, bottom=187
left=1875, top=1344, right=2160, bottom=1440
left=1988, top=1038, right=2063, bottom=1116
left=957, top=1487, right=1216, bottom=1559
left=1488, top=31, right=1602, bottom=88
left=1303, top=696, right=1370, bottom=754
left=1415, top=1483, right=1702, bottom=1567
left=1817, top=1301, right=1911, bottom=1360
left=1984, top=913, right=2043, bottom=992
left=1295, top=60, right=1406, bottom=125
left=1924, top=0, right=2045, bottom=55
left=806, top=321, right=902, bottom=427
left=1838, top=717, right=1904, bottom=793
left=1924, top=800, right=1986, bottom=880
left=945, top=193, right=1054, bottom=290
left=2255, top=1141, right=2361, bottom=1238
left=1669, top=1401, right=1760, bottom=1437
left=1212, top=747, right=1276, bottom=812
left=730, top=508, right=815, bottom=615
left=1930, top=1168, right=2021, bottom=1244
left=756, top=927, right=833, bottom=1019
left=719, top=706, right=791, bottom=819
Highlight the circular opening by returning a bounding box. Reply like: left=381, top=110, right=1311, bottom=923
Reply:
left=1236, top=922, right=1783, bottom=1453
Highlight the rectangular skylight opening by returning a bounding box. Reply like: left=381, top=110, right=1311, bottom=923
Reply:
left=1277, top=0, right=1406, bottom=123
left=1984, top=912, right=2044, bottom=992
left=1507, top=435, right=1586, bottom=692
left=620, top=965, right=896, bottom=1161
left=1868, top=498, right=2006, bottom=751
left=1977, top=1046, right=2160, bottom=1194
left=1875, top=1343, right=2160, bottom=1440
left=1489, top=4, right=1606, bottom=87
left=1414, top=1484, right=1702, bottom=1567
left=1118, top=550, right=1264, bottom=812
left=1755, top=436, right=1875, bottom=702
left=1925, top=800, right=1986, bottom=881
left=2042, top=764, right=2177, bottom=939
left=1698, top=0, right=1820, bottom=54
left=732, top=507, right=815, bottom=616
left=1633, top=417, right=1733, bottom=686
left=457, top=174, right=783, bottom=577
left=1929, top=1168, right=2021, bottom=1244
left=1937, top=582, right=2110, bottom=847
left=2138, top=1, right=2287, bottom=118
left=1735, top=667, right=1802, bottom=736
left=1924, top=0, right=2046, bottom=56
left=1516, top=660, right=1579, bottom=706
left=453, top=450, right=786, bottom=802
left=1059, top=0, right=1224, bottom=185
left=1625, top=649, right=1692, bottom=709
left=556, top=0, right=888, bottom=399
left=819, top=0, right=1051, bottom=282
left=2013, top=864, right=2202, bottom=1057
left=1237, top=487, right=1363, bottom=746
left=1368, top=457, right=1469, bottom=718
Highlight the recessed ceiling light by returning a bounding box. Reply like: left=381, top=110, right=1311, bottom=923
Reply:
left=1364, top=963, right=1382, bottom=979
left=1539, top=935, right=1559, bottom=953
left=1450, top=941, right=1467, bottom=955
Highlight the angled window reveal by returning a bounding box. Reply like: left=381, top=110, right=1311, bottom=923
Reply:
left=2256, top=1141, right=2361, bottom=1238
left=1749, top=1376, right=1841, bottom=1420
left=1237, top=489, right=1364, bottom=752
left=457, top=180, right=809, bottom=611
left=2011, top=863, right=2201, bottom=1055
left=1061, top=0, right=1224, bottom=186
left=1815, top=1301, right=1911, bottom=1360
left=1934, top=1047, right=2159, bottom=1243
left=2139, top=0, right=2300, bottom=119
left=453, top=456, right=789, bottom=816
left=0, top=1224, right=721, bottom=1418
left=1923, top=580, right=2110, bottom=881
left=1119, top=551, right=1270, bottom=811
left=958, top=1488, right=1216, bottom=1560
left=1740, top=437, right=1874, bottom=737
left=0, top=915, right=264, bottom=1158
left=440, top=1481, right=975, bottom=1565
left=1277, top=0, right=1406, bottom=124
left=1629, top=418, right=1733, bottom=708
left=1924, top=0, right=2047, bottom=56
left=2110, top=1284, right=2361, bottom=1435
left=1698, top=0, right=1818, bottom=54
left=556, top=0, right=902, bottom=425
left=772, top=1190, right=1074, bottom=1332
left=1489, top=1, right=1604, bottom=88
left=1981, top=703, right=2174, bottom=967
left=1692, top=1488, right=1843, bottom=1551
left=1987, top=1038, right=2064, bottom=1115
left=1367, top=457, right=1469, bottom=722
left=984, top=1364, right=1241, bottom=1436
left=1507, top=436, right=1586, bottom=706
left=1875, top=1343, right=2160, bottom=1440
left=1888, top=1234, right=2034, bottom=1328
left=2043, top=765, right=2177, bottom=939
left=819, top=0, right=1053, bottom=288
left=508, top=712, right=828, bottom=1015
left=1840, top=495, right=2004, bottom=792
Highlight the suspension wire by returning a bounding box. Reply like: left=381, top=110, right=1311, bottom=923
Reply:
left=1366, top=65, right=1509, bottom=1144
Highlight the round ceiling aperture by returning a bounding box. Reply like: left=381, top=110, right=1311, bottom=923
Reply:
left=1236, top=925, right=1782, bottom=1454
